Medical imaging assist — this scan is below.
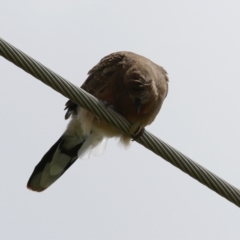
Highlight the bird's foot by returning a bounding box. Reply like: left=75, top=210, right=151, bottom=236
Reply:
left=131, top=127, right=145, bottom=141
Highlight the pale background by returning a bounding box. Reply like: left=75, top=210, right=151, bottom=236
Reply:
left=1, top=1, right=240, bottom=239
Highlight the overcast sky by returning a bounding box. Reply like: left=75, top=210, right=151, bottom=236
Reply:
left=1, top=1, right=240, bottom=239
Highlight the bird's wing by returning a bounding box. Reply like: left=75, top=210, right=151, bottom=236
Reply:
left=65, top=52, right=126, bottom=119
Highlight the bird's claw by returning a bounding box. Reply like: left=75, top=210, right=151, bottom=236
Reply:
left=131, top=127, right=145, bottom=141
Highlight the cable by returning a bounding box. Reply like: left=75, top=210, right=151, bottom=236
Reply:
left=1, top=37, right=240, bottom=207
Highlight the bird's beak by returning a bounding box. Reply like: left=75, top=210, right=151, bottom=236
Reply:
left=135, top=98, right=142, bottom=114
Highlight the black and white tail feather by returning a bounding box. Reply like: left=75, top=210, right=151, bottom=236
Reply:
left=27, top=106, right=107, bottom=192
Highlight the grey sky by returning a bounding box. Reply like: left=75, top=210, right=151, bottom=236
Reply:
left=1, top=1, right=240, bottom=239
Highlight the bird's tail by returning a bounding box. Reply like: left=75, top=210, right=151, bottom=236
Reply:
left=27, top=130, right=105, bottom=192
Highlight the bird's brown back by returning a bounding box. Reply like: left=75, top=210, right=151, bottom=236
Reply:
left=80, top=51, right=168, bottom=126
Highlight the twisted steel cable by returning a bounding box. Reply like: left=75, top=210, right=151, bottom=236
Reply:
left=1, top=37, right=240, bottom=207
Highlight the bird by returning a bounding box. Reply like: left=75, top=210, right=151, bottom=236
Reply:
left=27, top=51, right=169, bottom=192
